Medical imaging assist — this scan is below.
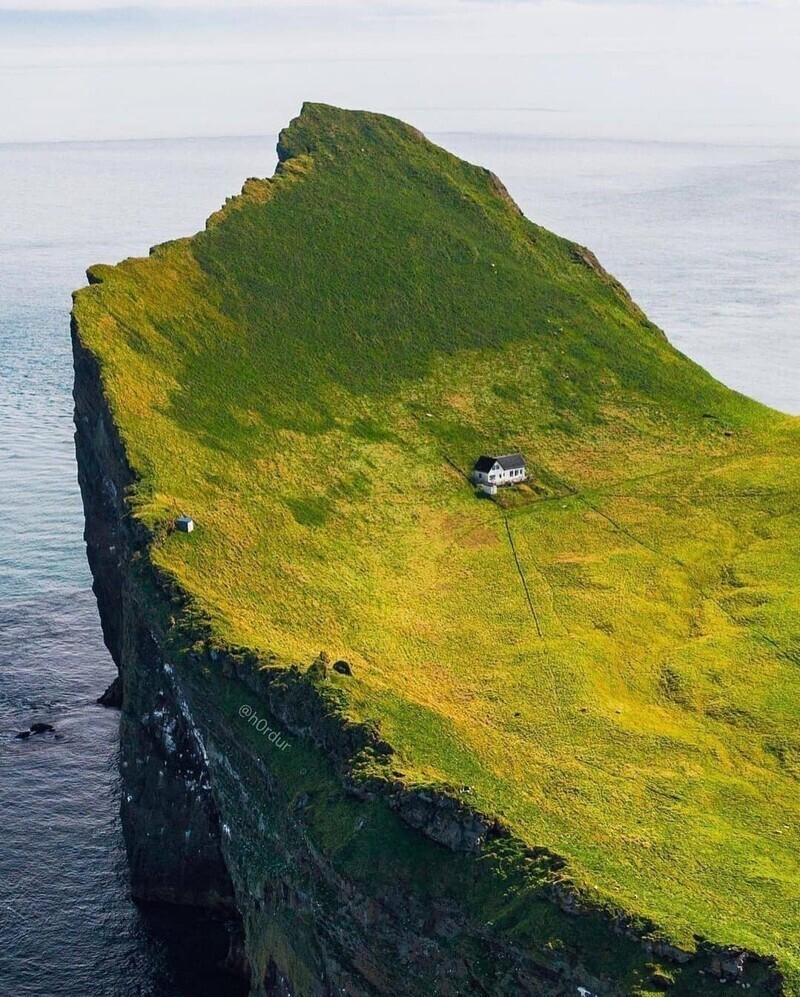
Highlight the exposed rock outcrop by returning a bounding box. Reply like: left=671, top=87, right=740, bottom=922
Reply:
left=97, top=674, right=123, bottom=708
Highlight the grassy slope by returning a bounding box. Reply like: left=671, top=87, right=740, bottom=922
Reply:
left=73, top=103, right=800, bottom=985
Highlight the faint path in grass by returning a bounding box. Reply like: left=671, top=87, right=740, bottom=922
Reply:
left=443, top=453, right=567, bottom=635
left=451, top=450, right=793, bottom=674
left=503, top=515, right=543, bottom=638
left=579, top=496, right=683, bottom=566
left=580, top=470, right=800, bottom=662
left=528, top=557, right=569, bottom=638
left=502, top=514, right=571, bottom=721
left=443, top=455, right=471, bottom=482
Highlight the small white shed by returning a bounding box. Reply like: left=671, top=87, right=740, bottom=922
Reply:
left=176, top=515, right=195, bottom=533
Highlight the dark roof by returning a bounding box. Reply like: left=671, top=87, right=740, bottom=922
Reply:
left=473, top=453, right=526, bottom=472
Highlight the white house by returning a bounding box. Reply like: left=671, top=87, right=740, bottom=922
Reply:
left=472, top=453, right=527, bottom=486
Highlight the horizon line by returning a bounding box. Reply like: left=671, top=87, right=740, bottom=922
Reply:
left=1, top=128, right=799, bottom=153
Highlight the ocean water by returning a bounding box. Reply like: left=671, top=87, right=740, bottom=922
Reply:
left=0, top=132, right=798, bottom=996
left=0, top=136, right=271, bottom=997
left=443, top=134, right=800, bottom=415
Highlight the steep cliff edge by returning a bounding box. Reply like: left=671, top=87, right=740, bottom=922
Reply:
left=72, top=328, right=614, bottom=994
left=74, top=328, right=785, bottom=996
left=73, top=329, right=235, bottom=912
left=72, top=103, right=800, bottom=995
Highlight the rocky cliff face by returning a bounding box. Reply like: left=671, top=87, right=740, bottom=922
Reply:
left=72, top=323, right=236, bottom=912
left=72, top=320, right=784, bottom=997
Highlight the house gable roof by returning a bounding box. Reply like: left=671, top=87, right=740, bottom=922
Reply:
left=473, top=453, right=526, bottom=473
left=496, top=453, right=525, bottom=471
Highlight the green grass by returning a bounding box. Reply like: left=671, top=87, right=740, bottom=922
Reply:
left=196, top=661, right=732, bottom=995
left=73, top=102, right=800, bottom=988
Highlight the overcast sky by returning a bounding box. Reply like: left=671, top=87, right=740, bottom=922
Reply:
left=0, top=1, right=798, bottom=145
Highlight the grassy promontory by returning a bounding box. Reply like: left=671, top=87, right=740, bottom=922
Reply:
left=73, top=103, right=800, bottom=989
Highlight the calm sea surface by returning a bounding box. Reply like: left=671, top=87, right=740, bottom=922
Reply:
left=0, top=132, right=798, bottom=995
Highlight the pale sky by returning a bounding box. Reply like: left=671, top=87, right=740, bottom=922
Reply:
left=1, top=1, right=798, bottom=145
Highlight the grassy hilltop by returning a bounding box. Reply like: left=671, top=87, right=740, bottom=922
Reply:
left=74, top=104, right=800, bottom=986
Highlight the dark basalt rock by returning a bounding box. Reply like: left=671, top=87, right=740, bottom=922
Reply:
left=306, top=651, right=330, bottom=681
left=16, top=722, right=55, bottom=738
left=97, top=674, right=123, bottom=708
left=30, top=722, right=55, bottom=734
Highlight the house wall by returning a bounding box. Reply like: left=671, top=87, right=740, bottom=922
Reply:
left=473, top=466, right=527, bottom=485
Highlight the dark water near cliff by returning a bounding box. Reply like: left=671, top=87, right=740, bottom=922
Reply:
left=0, top=133, right=798, bottom=995
left=0, top=137, right=269, bottom=997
